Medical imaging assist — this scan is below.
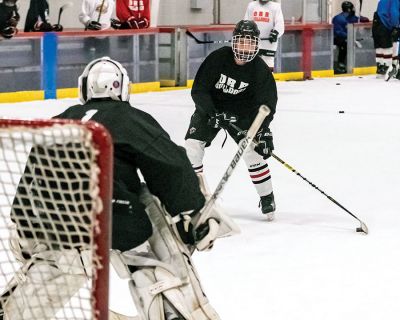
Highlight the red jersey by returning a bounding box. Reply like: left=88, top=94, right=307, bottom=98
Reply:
left=116, top=0, right=150, bottom=23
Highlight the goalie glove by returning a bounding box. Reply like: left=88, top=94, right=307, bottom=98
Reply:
left=254, top=127, right=274, bottom=159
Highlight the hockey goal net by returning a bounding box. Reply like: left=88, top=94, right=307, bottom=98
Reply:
left=0, top=119, right=112, bottom=320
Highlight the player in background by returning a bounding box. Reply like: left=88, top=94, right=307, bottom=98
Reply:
left=244, top=0, right=284, bottom=71
left=184, top=20, right=278, bottom=221
left=79, top=0, right=115, bottom=31
left=0, top=0, right=20, bottom=40
left=332, top=1, right=369, bottom=74
left=1, top=56, right=232, bottom=320
left=372, top=0, right=400, bottom=78
left=111, top=0, right=150, bottom=30
left=24, top=0, right=63, bottom=32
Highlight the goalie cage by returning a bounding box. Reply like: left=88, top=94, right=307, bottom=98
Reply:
left=0, top=119, right=113, bottom=320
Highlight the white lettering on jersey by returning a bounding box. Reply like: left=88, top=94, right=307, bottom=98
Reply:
left=214, top=73, right=249, bottom=95
left=129, top=0, right=144, bottom=11
left=81, top=109, right=98, bottom=122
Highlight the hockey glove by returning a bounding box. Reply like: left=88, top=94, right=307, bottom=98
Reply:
left=268, top=29, right=279, bottom=43
left=208, top=112, right=238, bottom=129
left=7, top=15, right=19, bottom=28
left=254, top=127, right=274, bottom=159
left=1, top=26, right=17, bottom=39
left=86, top=20, right=102, bottom=31
left=52, top=24, right=63, bottom=32
left=391, top=27, right=400, bottom=42
left=34, top=21, right=53, bottom=32
left=110, top=18, right=122, bottom=29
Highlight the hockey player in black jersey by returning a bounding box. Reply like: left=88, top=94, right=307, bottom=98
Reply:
left=185, top=19, right=278, bottom=221
left=0, top=0, right=20, bottom=39
left=24, top=0, right=63, bottom=32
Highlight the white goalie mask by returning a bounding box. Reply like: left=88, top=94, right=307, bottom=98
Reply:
left=78, top=57, right=130, bottom=104
left=232, top=20, right=260, bottom=63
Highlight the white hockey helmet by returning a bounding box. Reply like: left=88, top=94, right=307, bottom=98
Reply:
left=78, top=56, right=130, bottom=104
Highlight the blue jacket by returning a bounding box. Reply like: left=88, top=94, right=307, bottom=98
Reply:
left=332, top=12, right=359, bottom=39
left=377, top=0, right=400, bottom=30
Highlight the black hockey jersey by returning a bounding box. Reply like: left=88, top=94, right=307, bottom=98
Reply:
left=24, top=0, right=50, bottom=32
left=191, top=46, right=277, bottom=128
left=0, top=3, right=19, bottom=31
left=54, top=100, right=205, bottom=251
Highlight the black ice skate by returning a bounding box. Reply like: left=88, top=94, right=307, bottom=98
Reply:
left=260, top=193, right=276, bottom=221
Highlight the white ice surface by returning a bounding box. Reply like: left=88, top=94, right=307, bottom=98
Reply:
left=0, top=75, right=399, bottom=319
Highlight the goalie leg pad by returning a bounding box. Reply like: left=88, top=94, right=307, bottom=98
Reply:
left=194, top=173, right=240, bottom=239
left=133, top=185, right=221, bottom=319
left=3, top=250, right=88, bottom=320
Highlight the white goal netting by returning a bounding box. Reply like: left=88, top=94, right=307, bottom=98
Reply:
left=0, top=120, right=112, bottom=320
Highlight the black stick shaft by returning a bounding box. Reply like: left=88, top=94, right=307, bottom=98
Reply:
left=229, top=123, right=367, bottom=228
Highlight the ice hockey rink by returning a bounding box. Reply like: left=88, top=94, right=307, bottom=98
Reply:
left=0, top=74, right=399, bottom=320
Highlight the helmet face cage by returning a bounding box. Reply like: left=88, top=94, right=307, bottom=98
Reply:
left=232, top=34, right=260, bottom=63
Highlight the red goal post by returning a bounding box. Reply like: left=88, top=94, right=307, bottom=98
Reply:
left=0, top=119, right=113, bottom=320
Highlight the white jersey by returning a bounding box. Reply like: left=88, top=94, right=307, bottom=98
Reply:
left=79, top=0, right=115, bottom=30
left=244, top=1, right=285, bottom=51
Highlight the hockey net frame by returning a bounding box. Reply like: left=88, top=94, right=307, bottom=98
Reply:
left=0, top=119, right=113, bottom=320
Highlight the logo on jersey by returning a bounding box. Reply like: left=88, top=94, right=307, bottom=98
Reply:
left=215, top=74, right=249, bottom=95
left=253, top=11, right=270, bottom=22
left=129, top=0, right=145, bottom=11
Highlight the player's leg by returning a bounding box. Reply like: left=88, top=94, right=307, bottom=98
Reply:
left=242, top=148, right=275, bottom=220
left=258, top=49, right=276, bottom=72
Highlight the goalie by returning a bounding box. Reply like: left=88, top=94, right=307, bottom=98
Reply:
left=0, top=57, right=239, bottom=320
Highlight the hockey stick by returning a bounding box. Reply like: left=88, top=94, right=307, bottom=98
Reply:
left=97, top=0, right=106, bottom=23
left=57, top=2, right=73, bottom=25
left=186, top=30, right=272, bottom=44
left=194, top=105, right=271, bottom=229
left=229, top=123, right=369, bottom=235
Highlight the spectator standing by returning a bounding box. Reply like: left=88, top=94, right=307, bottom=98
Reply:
left=244, top=0, right=284, bottom=71
left=24, top=0, right=63, bottom=32
left=111, top=0, right=150, bottom=30
left=79, top=0, right=115, bottom=31
left=0, top=0, right=20, bottom=40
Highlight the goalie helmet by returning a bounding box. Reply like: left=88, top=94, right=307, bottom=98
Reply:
left=78, top=56, right=130, bottom=104
left=232, top=20, right=260, bottom=63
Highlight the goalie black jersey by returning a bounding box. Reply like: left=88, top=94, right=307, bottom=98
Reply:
left=52, top=100, right=205, bottom=251
left=191, top=46, right=277, bottom=127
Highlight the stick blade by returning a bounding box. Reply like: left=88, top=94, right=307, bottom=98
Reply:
left=356, top=221, right=368, bottom=234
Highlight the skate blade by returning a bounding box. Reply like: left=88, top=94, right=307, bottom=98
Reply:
left=264, top=211, right=275, bottom=222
